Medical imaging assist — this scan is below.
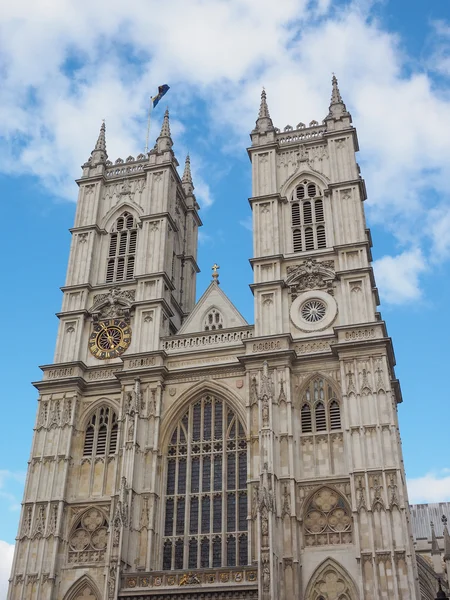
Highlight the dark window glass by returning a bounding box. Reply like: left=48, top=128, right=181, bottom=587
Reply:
left=165, top=499, right=174, bottom=536
left=227, top=536, right=236, bottom=566
left=176, top=499, right=185, bottom=535
left=201, top=496, right=210, bottom=533
left=163, top=540, right=172, bottom=570
left=227, top=493, right=236, bottom=532
left=188, top=538, right=198, bottom=568
left=190, top=496, right=199, bottom=534
left=201, top=537, right=209, bottom=567
left=192, top=458, right=200, bottom=493
left=166, top=461, right=176, bottom=494
left=175, top=539, right=183, bottom=569
left=227, top=454, right=236, bottom=489
left=178, top=460, right=186, bottom=494
left=202, top=456, right=211, bottom=492
left=213, top=495, right=222, bottom=533
left=239, top=492, right=247, bottom=530
left=239, top=533, right=248, bottom=566
left=212, top=536, right=221, bottom=567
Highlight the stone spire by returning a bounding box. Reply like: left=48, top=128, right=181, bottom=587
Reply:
left=326, top=74, right=350, bottom=122
left=156, top=108, right=173, bottom=153
left=181, top=154, right=194, bottom=195
left=89, top=120, right=108, bottom=166
left=254, top=88, right=274, bottom=133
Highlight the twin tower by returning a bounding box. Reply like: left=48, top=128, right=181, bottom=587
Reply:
left=8, top=78, right=424, bottom=600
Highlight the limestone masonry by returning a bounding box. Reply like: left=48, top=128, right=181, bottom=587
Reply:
left=8, top=78, right=450, bottom=600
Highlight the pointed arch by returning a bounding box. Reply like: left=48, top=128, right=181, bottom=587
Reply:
left=101, top=201, right=143, bottom=231
left=296, top=372, right=341, bottom=406
left=303, top=486, right=352, bottom=547
left=160, top=382, right=248, bottom=571
left=79, top=397, right=120, bottom=429
left=281, top=169, right=330, bottom=199
left=63, top=574, right=101, bottom=600
left=304, top=557, right=359, bottom=600
left=201, top=305, right=225, bottom=331
left=160, top=380, right=247, bottom=450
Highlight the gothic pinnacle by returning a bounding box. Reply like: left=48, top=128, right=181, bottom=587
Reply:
left=259, top=88, right=271, bottom=119
left=254, top=88, right=274, bottom=133
left=330, top=74, right=343, bottom=105
left=326, top=74, right=349, bottom=120
left=159, top=108, right=171, bottom=138
left=156, top=108, right=173, bottom=152
left=89, top=120, right=108, bottom=165
left=95, top=120, right=106, bottom=151
left=182, top=154, right=194, bottom=190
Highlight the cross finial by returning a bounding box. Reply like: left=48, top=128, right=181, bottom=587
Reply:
left=212, top=263, right=220, bottom=283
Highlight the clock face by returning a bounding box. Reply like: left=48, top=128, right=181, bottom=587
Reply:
left=89, top=319, right=132, bottom=360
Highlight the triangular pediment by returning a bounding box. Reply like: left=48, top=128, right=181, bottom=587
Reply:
left=178, top=282, right=248, bottom=335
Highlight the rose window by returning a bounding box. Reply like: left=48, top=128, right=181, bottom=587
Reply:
left=304, top=487, right=352, bottom=547
left=301, top=299, right=326, bottom=322
left=68, top=508, right=109, bottom=564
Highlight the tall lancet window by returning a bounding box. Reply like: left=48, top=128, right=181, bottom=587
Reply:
left=106, top=212, right=137, bottom=283
left=291, top=180, right=327, bottom=252
left=300, top=378, right=341, bottom=434
left=163, top=395, right=248, bottom=570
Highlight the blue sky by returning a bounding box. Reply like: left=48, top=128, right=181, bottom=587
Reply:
left=1, top=0, right=450, bottom=594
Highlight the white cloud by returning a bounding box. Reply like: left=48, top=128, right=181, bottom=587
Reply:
left=1, top=1, right=450, bottom=301
left=373, top=249, right=427, bottom=305
left=0, top=540, right=14, bottom=598
left=408, top=471, right=450, bottom=504
left=239, top=216, right=253, bottom=232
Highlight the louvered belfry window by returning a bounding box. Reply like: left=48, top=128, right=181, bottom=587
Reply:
left=300, top=378, right=341, bottom=434
left=163, top=395, right=248, bottom=570
left=291, top=181, right=327, bottom=252
left=83, top=406, right=118, bottom=456
left=106, top=212, right=137, bottom=283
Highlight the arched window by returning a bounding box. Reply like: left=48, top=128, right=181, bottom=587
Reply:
left=304, top=487, right=352, bottom=546
left=163, top=395, right=248, bottom=570
left=300, top=378, right=342, bottom=434
left=106, top=212, right=137, bottom=283
left=83, top=406, right=118, bottom=457
left=291, top=180, right=327, bottom=252
left=203, top=309, right=224, bottom=331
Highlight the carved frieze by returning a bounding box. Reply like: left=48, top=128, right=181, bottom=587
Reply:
left=286, top=258, right=336, bottom=299
left=90, top=288, right=135, bottom=320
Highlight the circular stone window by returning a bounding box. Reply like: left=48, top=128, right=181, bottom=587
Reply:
left=290, top=290, right=338, bottom=332
left=301, top=299, right=326, bottom=323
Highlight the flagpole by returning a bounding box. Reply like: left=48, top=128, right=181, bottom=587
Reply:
left=145, top=97, right=152, bottom=154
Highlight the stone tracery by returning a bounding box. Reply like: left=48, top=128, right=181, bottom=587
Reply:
left=68, top=508, right=109, bottom=564
left=304, top=487, right=352, bottom=547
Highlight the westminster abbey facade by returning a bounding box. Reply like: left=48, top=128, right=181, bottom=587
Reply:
left=7, top=78, right=450, bottom=599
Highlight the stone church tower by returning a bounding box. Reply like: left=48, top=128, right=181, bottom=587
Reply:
left=8, top=79, right=424, bottom=600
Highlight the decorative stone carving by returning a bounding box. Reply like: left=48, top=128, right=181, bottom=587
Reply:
left=68, top=507, right=109, bottom=564
left=108, top=564, right=117, bottom=598
left=356, top=477, right=366, bottom=511
left=388, top=473, right=399, bottom=509
left=33, top=505, right=46, bottom=538
left=359, top=363, right=372, bottom=395
left=126, top=379, right=142, bottom=416
left=286, top=258, right=336, bottom=299
left=304, top=487, right=352, bottom=547
left=281, top=484, right=291, bottom=518
left=90, top=288, right=135, bottom=320
left=370, top=475, right=385, bottom=511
